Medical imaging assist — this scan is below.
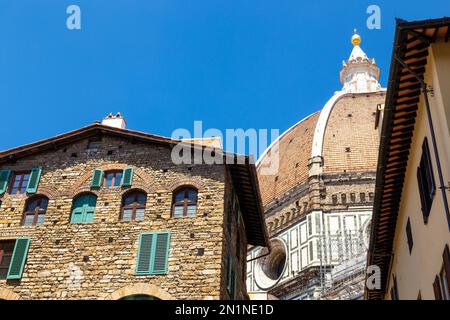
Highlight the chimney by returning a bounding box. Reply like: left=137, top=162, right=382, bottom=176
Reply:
left=101, top=112, right=126, bottom=129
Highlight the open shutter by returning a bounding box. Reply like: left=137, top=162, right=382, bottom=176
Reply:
left=136, top=233, right=154, bottom=275
left=121, top=167, right=134, bottom=187
left=7, top=238, right=31, bottom=280
left=0, top=170, right=12, bottom=195
left=26, top=167, right=42, bottom=194
left=229, top=270, right=237, bottom=300
left=417, top=168, right=429, bottom=223
left=237, top=208, right=241, bottom=227
left=433, top=275, right=443, bottom=300
left=422, top=138, right=436, bottom=197
left=152, top=232, right=171, bottom=274
left=227, top=255, right=233, bottom=292
left=91, top=169, right=103, bottom=188
left=443, top=244, right=450, bottom=293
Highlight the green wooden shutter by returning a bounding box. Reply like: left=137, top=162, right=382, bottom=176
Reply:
left=135, top=232, right=171, bottom=275
left=227, top=255, right=233, bottom=291
left=26, top=167, right=42, bottom=194
left=7, top=238, right=31, bottom=280
left=83, top=195, right=97, bottom=223
left=121, top=167, right=134, bottom=187
left=237, top=208, right=241, bottom=227
left=71, top=206, right=84, bottom=223
left=71, top=194, right=96, bottom=223
left=232, top=270, right=237, bottom=299
left=152, top=232, right=171, bottom=274
left=136, top=233, right=154, bottom=275
left=91, top=169, right=104, bottom=188
left=0, top=169, right=12, bottom=195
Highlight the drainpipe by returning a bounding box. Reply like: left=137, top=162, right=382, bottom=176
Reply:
left=247, top=245, right=272, bottom=263
left=394, top=49, right=450, bottom=230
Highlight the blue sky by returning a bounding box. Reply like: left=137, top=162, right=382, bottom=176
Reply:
left=0, top=1, right=448, bottom=156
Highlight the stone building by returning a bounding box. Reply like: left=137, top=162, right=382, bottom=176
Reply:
left=0, top=113, right=268, bottom=300
left=367, top=17, right=450, bottom=300
left=247, top=33, right=386, bottom=300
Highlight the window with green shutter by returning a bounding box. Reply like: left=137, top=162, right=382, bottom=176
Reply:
left=6, top=238, right=31, bottom=280
left=26, top=167, right=42, bottom=194
left=71, top=194, right=97, bottom=223
left=135, top=232, right=171, bottom=275
left=121, top=167, right=134, bottom=187
left=91, top=169, right=104, bottom=188
left=0, top=170, right=12, bottom=195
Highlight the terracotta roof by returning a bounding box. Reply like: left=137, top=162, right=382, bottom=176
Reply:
left=0, top=123, right=177, bottom=162
left=257, top=112, right=319, bottom=206
left=0, top=122, right=268, bottom=247
left=366, top=17, right=450, bottom=300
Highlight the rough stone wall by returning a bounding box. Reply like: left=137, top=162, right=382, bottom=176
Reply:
left=0, top=135, right=244, bottom=300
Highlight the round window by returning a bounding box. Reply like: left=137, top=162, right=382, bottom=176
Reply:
left=254, top=238, right=288, bottom=290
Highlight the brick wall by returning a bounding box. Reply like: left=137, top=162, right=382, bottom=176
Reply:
left=322, top=93, right=385, bottom=174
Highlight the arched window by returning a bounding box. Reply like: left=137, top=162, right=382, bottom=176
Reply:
left=172, top=187, right=197, bottom=218
left=23, top=196, right=48, bottom=226
left=71, top=193, right=97, bottom=223
left=119, top=294, right=160, bottom=300
left=121, top=191, right=147, bottom=221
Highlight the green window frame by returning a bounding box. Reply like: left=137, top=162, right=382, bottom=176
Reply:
left=71, top=194, right=97, bottom=223
left=135, top=232, right=171, bottom=275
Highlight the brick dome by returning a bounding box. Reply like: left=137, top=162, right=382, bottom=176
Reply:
left=322, top=92, right=385, bottom=174
left=256, top=34, right=388, bottom=207
left=257, top=112, right=319, bottom=206
left=257, top=91, right=385, bottom=207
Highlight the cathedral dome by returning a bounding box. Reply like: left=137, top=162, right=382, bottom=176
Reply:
left=248, top=33, right=387, bottom=300
left=256, top=33, right=386, bottom=208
